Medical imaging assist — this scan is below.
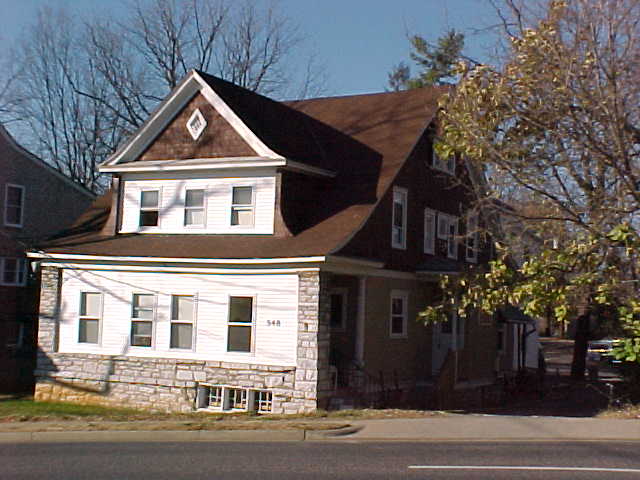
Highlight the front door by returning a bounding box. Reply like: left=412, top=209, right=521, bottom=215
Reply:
left=431, top=315, right=454, bottom=375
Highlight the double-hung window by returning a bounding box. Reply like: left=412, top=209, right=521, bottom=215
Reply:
left=432, top=148, right=455, bottom=175
left=227, top=296, right=254, bottom=352
left=4, top=184, right=25, bottom=227
left=131, top=294, right=155, bottom=347
left=79, top=292, right=102, bottom=344
left=139, top=190, right=160, bottom=227
left=184, top=189, right=205, bottom=227
left=391, top=187, right=407, bottom=249
left=170, top=295, right=195, bottom=350
left=389, top=290, right=408, bottom=338
left=1, top=258, right=26, bottom=286
left=424, top=208, right=436, bottom=254
left=230, top=186, right=254, bottom=226
left=466, top=213, right=479, bottom=263
left=438, top=213, right=459, bottom=260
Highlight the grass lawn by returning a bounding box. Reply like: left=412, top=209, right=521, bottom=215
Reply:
left=0, top=396, right=442, bottom=431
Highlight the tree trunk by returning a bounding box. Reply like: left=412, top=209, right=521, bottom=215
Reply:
left=571, top=313, right=590, bottom=379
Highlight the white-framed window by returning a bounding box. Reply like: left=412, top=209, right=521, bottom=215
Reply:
left=432, top=148, right=456, bottom=175
left=466, top=213, right=479, bottom=263
left=391, top=187, right=408, bottom=250
left=139, top=189, right=160, bottom=227
left=438, top=213, right=459, bottom=260
left=197, top=385, right=273, bottom=413
left=227, top=296, right=254, bottom=353
left=208, top=386, right=224, bottom=408
left=4, top=184, right=25, bottom=227
left=184, top=189, right=205, bottom=227
left=230, top=186, right=255, bottom=226
left=0, top=258, right=27, bottom=286
left=227, top=388, right=248, bottom=410
left=424, top=208, right=436, bottom=254
left=131, top=293, right=155, bottom=347
left=389, top=290, right=409, bottom=338
left=329, top=288, right=348, bottom=330
left=170, top=295, right=195, bottom=350
left=254, top=390, right=273, bottom=413
left=78, top=292, right=102, bottom=344
left=186, top=108, right=207, bottom=140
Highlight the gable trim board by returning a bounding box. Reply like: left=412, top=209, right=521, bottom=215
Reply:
left=104, top=70, right=283, bottom=167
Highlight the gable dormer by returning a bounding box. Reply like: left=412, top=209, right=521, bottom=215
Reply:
left=99, top=70, right=335, bottom=237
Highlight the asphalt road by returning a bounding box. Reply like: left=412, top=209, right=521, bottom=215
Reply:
left=2, top=441, right=640, bottom=479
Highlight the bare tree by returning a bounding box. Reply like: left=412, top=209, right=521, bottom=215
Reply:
left=3, top=0, right=326, bottom=193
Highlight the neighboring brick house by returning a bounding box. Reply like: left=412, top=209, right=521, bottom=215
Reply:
left=29, top=70, right=501, bottom=413
left=0, top=125, right=94, bottom=393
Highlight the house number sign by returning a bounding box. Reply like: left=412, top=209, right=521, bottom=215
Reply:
left=266, top=320, right=281, bottom=327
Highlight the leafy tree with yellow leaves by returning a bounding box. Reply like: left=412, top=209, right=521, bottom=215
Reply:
left=429, top=0, right=640, bottom=379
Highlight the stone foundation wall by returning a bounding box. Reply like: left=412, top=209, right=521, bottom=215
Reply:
left=34, top=267, right=331, bottom=414
left=34, top=354, right=298, bottom=413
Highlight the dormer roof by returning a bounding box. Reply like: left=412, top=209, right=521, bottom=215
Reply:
left=40, top=73, right=447, bottom=261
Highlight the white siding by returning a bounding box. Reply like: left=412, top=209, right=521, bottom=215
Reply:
left=58, top=269, right=299, bottom=366
left=119, top=171, right=276, bottom=234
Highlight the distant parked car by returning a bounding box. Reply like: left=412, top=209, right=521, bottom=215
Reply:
left=586, top=338, right=621, bottom=378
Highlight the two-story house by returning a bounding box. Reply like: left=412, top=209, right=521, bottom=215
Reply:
left=29, top=70, right=500, bottom=414
left=0, top=124, right=94, bottom=393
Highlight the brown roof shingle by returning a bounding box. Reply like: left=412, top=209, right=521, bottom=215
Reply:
left=42, top=75, right=446, bottom=260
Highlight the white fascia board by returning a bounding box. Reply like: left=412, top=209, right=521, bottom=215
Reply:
left=99, top=157, right=286, bottom=173
left=40, top=262, right=320, bottom=275
left=104, top=73, right=201, bottom=166
left=193, top=72, right=283, bottom=160
left=100, top=157, right=336, bottom=178
left=28, top=252, right=326, bottom=265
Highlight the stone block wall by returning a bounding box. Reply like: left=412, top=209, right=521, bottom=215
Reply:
left=34, top=266, right=331, bottom=414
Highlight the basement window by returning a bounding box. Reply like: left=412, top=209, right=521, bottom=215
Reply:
left=254, top=391, right=273, bottom=413
left=197, top=386, right=273, bottom=413
left=186, top=109, right=206, bottom=140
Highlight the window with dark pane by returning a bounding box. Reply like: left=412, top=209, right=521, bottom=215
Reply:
left=227, top=296, right=253, bottom=352
left=139, top=190, right=159, bottom=227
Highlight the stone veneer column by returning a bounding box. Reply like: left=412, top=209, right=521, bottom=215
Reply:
left=294, top=271, right=331, bottom=413
left=33, top=266, right=62, bottom=400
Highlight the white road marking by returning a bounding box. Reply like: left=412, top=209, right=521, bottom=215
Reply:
left=408, top=466, right=640, bottom=473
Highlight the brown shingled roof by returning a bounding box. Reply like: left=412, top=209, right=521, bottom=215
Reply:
left=42, top=75, right=446, bottom=260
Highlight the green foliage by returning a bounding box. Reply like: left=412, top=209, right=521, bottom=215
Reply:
left=428, top=0, right=640, bottom=365
left=388, top=29, right=465, bottom=90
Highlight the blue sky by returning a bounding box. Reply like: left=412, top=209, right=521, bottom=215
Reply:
left=1, top=0, right=501, bottom=96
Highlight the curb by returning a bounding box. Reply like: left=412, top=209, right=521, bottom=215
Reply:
left=0, top=425, right=362, bottom=444
left=0, top=429, right=305, bottom=443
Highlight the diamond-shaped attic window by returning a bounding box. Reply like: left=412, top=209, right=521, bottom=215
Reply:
left=186, top=109, right=206, bottom=140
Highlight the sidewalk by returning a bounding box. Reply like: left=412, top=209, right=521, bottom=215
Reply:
left=1, top=414, right=638, bottom=443
left=346, top=414, right=640, bottom=442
